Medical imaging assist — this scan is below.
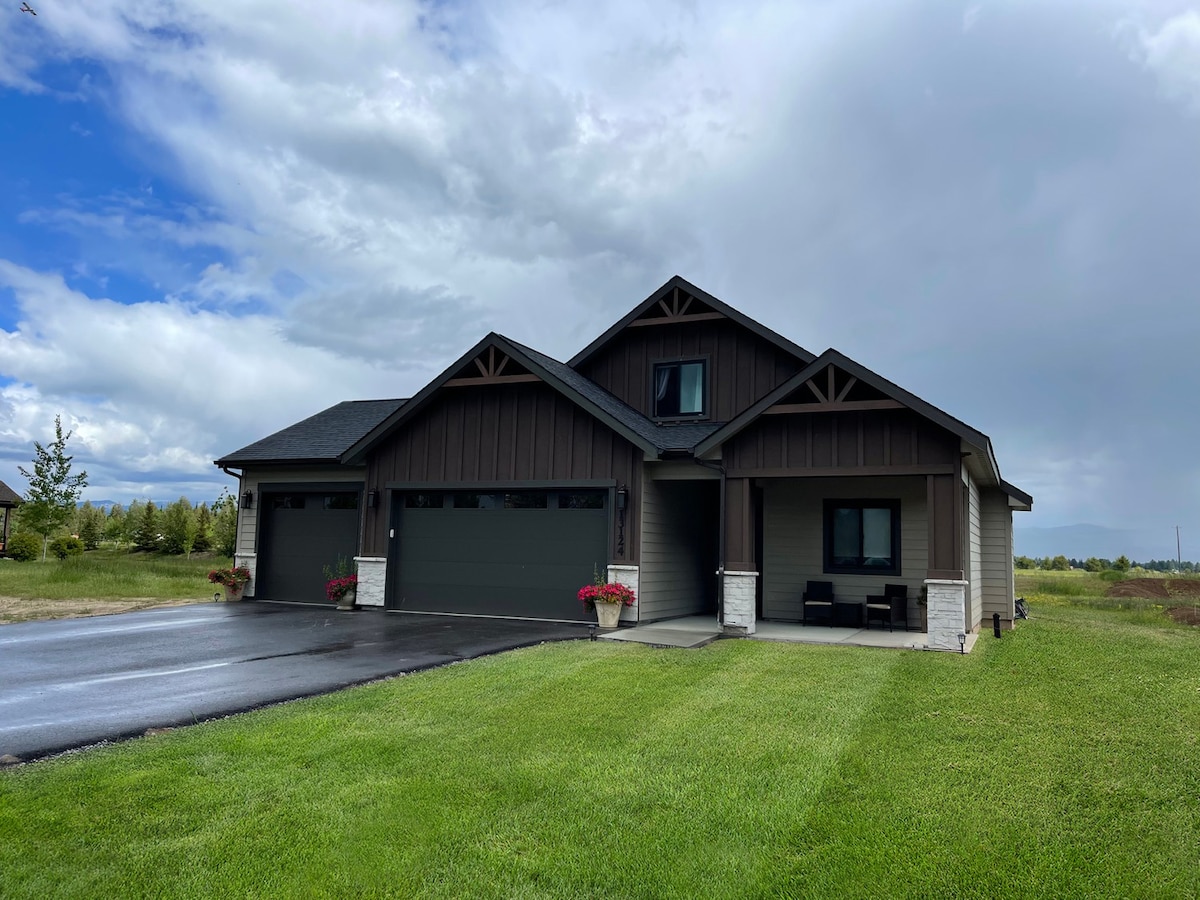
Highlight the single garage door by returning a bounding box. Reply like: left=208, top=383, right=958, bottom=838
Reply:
left=390, top=489, right=609, bottom=621
left=256, top=489, right=361, bottom=603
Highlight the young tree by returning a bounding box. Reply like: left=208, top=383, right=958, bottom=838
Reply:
left=193, top=502, right=213, bottom=553
left=17, top=415, right=89, bottom=560
left=1084, top=557, right=1104, bottom=573
left=1050, top=555, right=1071, bottom=571
left=1113, top=554, right=1131, bottom=572
left=212, top=491, right=238, bottom=558
left=1013, top=555, right=1035, bottom=570
left=161, top=497, right=198, bottom=556
left=104, top=503, right=126, bottom=545
left=134, top=500, right=160, bottom=552
left=77, top=501, right=104, bottom=550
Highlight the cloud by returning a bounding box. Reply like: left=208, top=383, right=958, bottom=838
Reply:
left=1136, top=9, right=1200, bottom=111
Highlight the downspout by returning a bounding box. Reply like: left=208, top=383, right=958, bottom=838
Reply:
left=694, top=457, right=726, bottom=628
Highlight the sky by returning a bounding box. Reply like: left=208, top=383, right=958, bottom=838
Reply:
left=1, top=0, right=1199, bottom=561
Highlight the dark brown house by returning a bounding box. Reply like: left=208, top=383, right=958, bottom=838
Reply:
left=0, top=479, right=21, bottom=553
left=216, top=276, right=1031, bottom=646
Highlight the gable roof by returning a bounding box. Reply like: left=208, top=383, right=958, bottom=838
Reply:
left=694, top=348, right=1027, bottom=504
left=341, top=333, right=721, bottom=464
left=567, top=275, right=817, bottom=370
left=0, top=479, right=21, bottom=507
left=215, top=399, right=407, bottom=467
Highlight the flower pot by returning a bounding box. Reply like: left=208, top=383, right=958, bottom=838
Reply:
left=594, top=600, right=622, bottom=629
left=336, top=587, right=357, bottom=611
left=223, top=585, right=243, bottom=603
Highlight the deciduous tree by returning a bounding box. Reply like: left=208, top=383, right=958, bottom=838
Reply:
left=17, top=415, right=88, bottom=560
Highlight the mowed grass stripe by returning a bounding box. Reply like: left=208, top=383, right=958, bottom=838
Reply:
left=2, top=601, right=1198, bottom=898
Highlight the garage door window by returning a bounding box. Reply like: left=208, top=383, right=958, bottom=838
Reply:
left=454, top=493, right=499, bottom=509
left=558, top=491, right=606, bottom=509
left=323, top=493, right=358, bottom=510
left=406, top=493, right=444, bottom=509
left=272, top=494, right=307, bottom=509
left=504, top=492, right=548, bottom=509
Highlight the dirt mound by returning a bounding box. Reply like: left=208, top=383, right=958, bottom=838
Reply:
left=1165, top=579, right=1200, bottom=598
left=1106, top=578, right=1171, bottom=599
left=1167, top=607, right=1200, bottom=626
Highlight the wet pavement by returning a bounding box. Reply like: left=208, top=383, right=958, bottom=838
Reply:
left=0, top=603, right=585, bottom=761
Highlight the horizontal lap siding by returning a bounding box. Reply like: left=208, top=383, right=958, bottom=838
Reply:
left=762, top=477, right=927, bottom=624
left=638, top=476, right=711, bottom=622
left=967, top=473, right=982, bottom=631
left=362, top=383, right=642, bottom=560
left=980, top=490, right=1015, bottom=621
left=237, top=466, right=366, bottom=556
left=576, top=319, right=802, bottom=422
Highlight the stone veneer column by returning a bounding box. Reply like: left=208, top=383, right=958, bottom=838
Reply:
left=608, top=565, right=639, bottom=624
left=722, top=570, right=758, bottom=636
left=234, top=553, right=257, bottom=598
left=354, top=557, right=387, bottom=607
left=925, top=578, right=967, bottom=651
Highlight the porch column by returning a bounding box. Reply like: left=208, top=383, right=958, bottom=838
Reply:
left=234, top=552, right=257, bottom=598
left=354, top=556, right=387, bottom=607
left=926, top=473, right=963, bottom=580
left=925, top=579, right=967, bottom=651
left=722, top=571, right=758, bottom=636
left=608, top=564, right=639, bottom=624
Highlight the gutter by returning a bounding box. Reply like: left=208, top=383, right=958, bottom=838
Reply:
left=693, top=457, right=726, bottom=629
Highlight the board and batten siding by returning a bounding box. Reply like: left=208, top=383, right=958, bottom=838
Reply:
left=637, top=474, right=717, bottom=622
left=362, top=381, right=643, bottom=561
left=980, top=490, right=1015, bottom=623
left=576, top=317, right=802, bottom=423
left=236, top=465, right=365, bottom=556
left=966, top=472, right=983, bottom=631
left=762, top=477, right=928, bottom=625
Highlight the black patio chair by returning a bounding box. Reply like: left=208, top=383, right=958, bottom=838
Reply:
left=802, top=580, right=835, bottom=626
left=865, top=583, right=909, bottom=632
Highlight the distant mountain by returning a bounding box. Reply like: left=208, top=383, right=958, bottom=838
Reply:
left=76, top=499, right=119, bottom=510
left=1014, top=524, right=1181, bottom=564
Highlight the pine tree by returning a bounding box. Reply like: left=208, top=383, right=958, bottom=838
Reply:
left=134, top=501, right=160, bottom=552
left=17, top=415, right=88, bottom=561
left=104, top=503, right=126, bottom=544
left=77, top=501, right=104, bottom=550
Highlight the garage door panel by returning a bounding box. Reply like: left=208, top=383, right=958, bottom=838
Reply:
left=392, top=500, right=607, bottom=620
left=257, top=494, right=360, bottom=604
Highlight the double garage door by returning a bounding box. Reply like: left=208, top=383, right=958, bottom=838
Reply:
left=389, top=489, right=609, bottom=622
left=256, top=488, right=360, bottom=604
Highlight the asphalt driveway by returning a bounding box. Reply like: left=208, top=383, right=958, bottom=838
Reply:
left=0, top=603, right=585, bottom=761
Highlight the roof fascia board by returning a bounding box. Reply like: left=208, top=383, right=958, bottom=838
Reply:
left=341, top=334, right=660, bottom=464
left=567, top=275, right=815, bottom=369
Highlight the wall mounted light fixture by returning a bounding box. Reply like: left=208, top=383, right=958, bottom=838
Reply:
left=367, top=488, right=380, bottom=509
left=241, top=489, right=254, bottom=509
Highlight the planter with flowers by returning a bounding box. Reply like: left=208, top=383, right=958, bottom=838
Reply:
left=324, top=556, right=358, bottom=611
left=578, top=576, right=636, bottom=629
left=208, top=566, right=251, bottom=602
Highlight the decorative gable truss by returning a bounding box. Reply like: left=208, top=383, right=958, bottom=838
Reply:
left=626, top=284, right=727, bottom=328
left=762, top=364, right=904, bottom=416
left=445, top=347, right=540, bottom=387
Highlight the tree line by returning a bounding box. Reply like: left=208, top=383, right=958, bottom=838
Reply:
left=1014, top=555, right=1198, bottom=574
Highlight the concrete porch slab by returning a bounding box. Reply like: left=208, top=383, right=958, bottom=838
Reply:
left=600, top=615, right=977, bottom=653
left=597, top=625, right=720, bottom=649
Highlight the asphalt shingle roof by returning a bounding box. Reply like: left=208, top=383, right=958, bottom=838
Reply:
left=215, top=399, right=407, bottom=466
left=0, top=479, right=21, bottom=506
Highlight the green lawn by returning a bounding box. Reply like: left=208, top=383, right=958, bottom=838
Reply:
left=0, top=548, right=229, bottom=601
left=2, top=598, right=1197, bottom=898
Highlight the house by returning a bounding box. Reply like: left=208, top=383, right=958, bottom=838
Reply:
left=215, top=276, right=1031, bottom=649
left=0, top=479, right=20, bottom=553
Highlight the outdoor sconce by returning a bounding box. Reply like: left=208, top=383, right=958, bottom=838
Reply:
left=616, top=486, right=627, bottom=512
left=367, top=489, right=380, bottom=509
left=241, top=489, right=254, bottom=509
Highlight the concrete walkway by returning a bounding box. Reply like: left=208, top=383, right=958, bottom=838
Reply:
left=600, top=615, right=978, bottom=652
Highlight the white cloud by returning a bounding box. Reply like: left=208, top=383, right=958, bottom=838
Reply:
left=1137, top=10, right=1200, bottom=111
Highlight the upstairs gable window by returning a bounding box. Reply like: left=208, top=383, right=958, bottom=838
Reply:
left=653, top=359, right=707, bottom=419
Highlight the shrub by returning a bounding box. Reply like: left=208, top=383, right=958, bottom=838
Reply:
left=1098, top=569, right=1127, bottom=582
left=6, top=532, right=42, bottom=562
left=49, top=535, right=85, bottom=560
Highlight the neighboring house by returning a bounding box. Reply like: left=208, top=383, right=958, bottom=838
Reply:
left=215, top=276, right=1031, bottom=647
left=0, top=479, right=20, bottom=553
